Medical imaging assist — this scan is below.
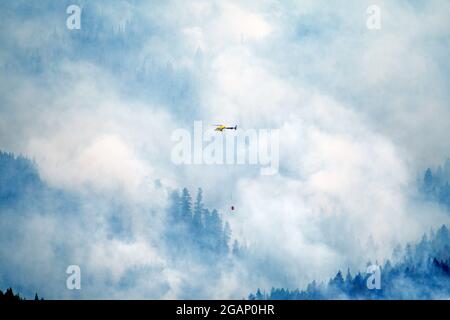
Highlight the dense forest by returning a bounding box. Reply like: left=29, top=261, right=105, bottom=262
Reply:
left=164, top=187, right=242, bottom=262
left=1, top=1, right=200, bottom=118
left=248, top=165, right=450, bottom=300
left=0, top=150, right=240, bottom=261
left=0, top=150, right=240, bottom=298
left=0, top=151, right=80, bottom=216
left=249, top=224, right=450, bottom=300
left=0, top=152, right=43, bottom=204
left=421, top=160, right=450, bottom=209
left=1, top=0, right=450, bottom=301
left=1, top=151, right=449, bottom=299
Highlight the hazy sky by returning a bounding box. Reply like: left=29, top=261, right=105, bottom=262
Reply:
left=0, top=0, right=449, bottom=298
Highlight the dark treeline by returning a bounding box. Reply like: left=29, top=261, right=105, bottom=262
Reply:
left=249, top=225, right=450, bottom=300
left=0, top=287, right=42, bottom=301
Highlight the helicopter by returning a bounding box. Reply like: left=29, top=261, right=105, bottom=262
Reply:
left=213, top=124, right=238, bottom=132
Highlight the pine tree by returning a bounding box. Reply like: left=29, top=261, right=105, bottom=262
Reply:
left=424, top=168, right=434, bottom=192
left=192, top=188, right=203, bottom=233
left=232, top=240, right=241, bottom=257
left=436, top=225, right=449, bottom=244
left=168, top=190, right=180, bottom=222
left=180, top=188, right=192, bottom=223
left=221, top=222, right=231, bottom=254
left=209, top=209, right=222, bottom=252
left=392, top=244, right=403, bottom=263
left=255, top=288, right=264, bottom=300
left=345, top=268, right=353, bottom=292
left=330, top=270, right=344, bottom=291
left=404, top=243, right=413, bottom=263
left=384, top=259, right=393, bottom=273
